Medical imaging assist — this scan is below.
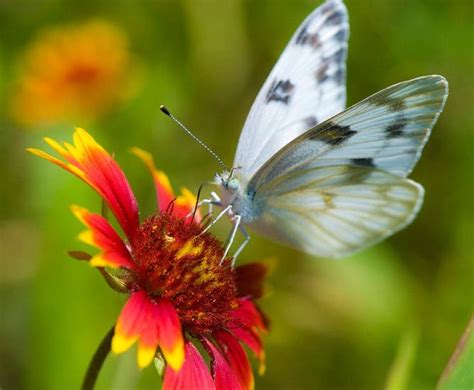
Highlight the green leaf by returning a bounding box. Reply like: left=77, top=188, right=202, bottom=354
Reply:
left=437, top=316, right=474, bottom=390
left=153, top=351, right=166, bottom=378
left=385, top=324, right=420, bottom=390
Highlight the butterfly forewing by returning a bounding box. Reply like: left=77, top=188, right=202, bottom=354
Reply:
left=249, top=76, right=448, bottom=189
left=234, top=0, right=349, bottom=178
left=251, top=166, right=423, bottom=258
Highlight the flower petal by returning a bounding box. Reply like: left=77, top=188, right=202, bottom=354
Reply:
left=214, top=330, right=254, bottom=390
left=230, top=327, right=263, bottom=360
left=131, top=147, right=201, bottom=223
left=137, top=315, right=161, bottom=369
left=155, top=298, right=185, bottom=371
left=163, top=341, right=215, bottom=390
left=26, top=147, right=86, bottom=180
left=230, top=327, right=265, bottom=376
left=112, top=291, right=159, bottom=368
left=229, top=299, right=268, bottom=375
left=203, top=338, right=241, bottom=390
left=174, top=187, right=202, bottom=223
left=71, top=205, right=134, bottom=269
left=131, top=147, right=175, bottom=212
left=235, top=263, right=268, bottom=299
left=232, top=299, right=268, bottom=333
left=44, top=137, right=79, bottom=165
left=29, top=128, right=139, bottom=240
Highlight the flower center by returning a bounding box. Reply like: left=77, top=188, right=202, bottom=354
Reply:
left=65, top=64, right=101, bottom=84
left=130, top=212, right=238, bottom=334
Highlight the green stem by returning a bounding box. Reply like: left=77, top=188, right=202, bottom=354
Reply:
left=82, top=325, right=115, bottom=390
left=385, top=324, right=420, bottom=390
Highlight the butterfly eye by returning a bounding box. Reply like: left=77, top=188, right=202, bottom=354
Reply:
left=227, top=178, right=240, bottom=191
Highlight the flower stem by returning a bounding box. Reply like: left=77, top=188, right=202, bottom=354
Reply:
left=82, top=325, right=115, bottom=390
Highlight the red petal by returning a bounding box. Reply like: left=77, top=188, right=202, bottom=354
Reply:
left=137, top=307, right=161, bottom=369
left=235, top=262, right=268, bottom=299
left=112, top=291, right=159, bottom=368
left=29, top=129, right=139, bottom=241
left=155, top=298, right=185, bottom=371
left=71, top=205, right=134, bottom=269
left=131, top=147, right=201, bottom=223
left=203, top=338, right=241, bottom=390
left=172, top=188, right=202, bottom=224
left=230, top=327, right=262, bottom=357
left=214, top=330, right=254, bottom=390
left=230, top=326, right=265, bottom=374
left=163, top=341, right=215, bottom=390
left=232, top=299, right=267, bottom=333
left=131, top=148, right=175, bottom=212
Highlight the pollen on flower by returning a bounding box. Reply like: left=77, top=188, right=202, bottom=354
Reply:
left=131, top=212, right=238, bottom=335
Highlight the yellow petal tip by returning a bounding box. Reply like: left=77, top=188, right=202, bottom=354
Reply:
left=78, top=230, right=94, bottom=246
left=89, top=255, right=120, bottom=269
left=111, top=332, right=137, bottom=354
left=137, top=346, right=157, bottom=369
left=164, top=341, right=185, bottom=372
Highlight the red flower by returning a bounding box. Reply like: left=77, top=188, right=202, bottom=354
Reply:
left=28, top=128, right=268, bottom=389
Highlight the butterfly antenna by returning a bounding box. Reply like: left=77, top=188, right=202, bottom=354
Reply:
left=160, top=105, right=228, bottom=172
left=192, top=183, right=204, bottom=222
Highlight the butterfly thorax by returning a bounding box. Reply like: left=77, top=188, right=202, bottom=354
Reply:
left=216, top=172, right=262, bottom=223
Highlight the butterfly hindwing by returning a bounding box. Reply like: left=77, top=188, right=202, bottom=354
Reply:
left=249, top=75, right=448, bottom=189
left=234, top=0, right=349, bottom=178
left=250, top=165, right=423, bottom=258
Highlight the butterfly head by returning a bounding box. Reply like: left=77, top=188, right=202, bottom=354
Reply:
left=215, top=167, right=245, bottom=212
left=216, top=166, right=241, bottom=191
left=216, top=167, right=244, bottom=208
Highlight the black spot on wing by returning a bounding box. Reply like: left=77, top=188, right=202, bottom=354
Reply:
left=265, top=79, right=295, bottom=104
left=325, top=10, right=344, bottom=26
left=334, top=29, right=347, bottom=43
left=315, top=48, right=346, bottom=84
left=305, top=116, right=318, bottom=128
left=315, top=63, right=329, bottom=83
left=247, top=189, right=256, bottom=202
left=334, top=68, right=344, bottom=84
left=386, top=116, right=408, bottom=138
left=351, top=158, right=375, bottom=168
left=295, top=25, right=322, bottom=49
left=331, top=47, right=346, bottom=63
left=309, top=121, right=356, bottom=145
left=295, top=3, right=347, bottom=49
left=376, top=95, right=407, bottom=112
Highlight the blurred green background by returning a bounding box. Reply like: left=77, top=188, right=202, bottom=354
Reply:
left=1, top=0, right=473, bottom=389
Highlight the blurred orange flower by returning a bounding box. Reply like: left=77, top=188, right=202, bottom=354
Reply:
left=11, top=20, right=136, bottom=127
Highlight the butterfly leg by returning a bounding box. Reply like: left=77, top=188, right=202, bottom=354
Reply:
left=200, top=204, right=232, bottom=234
left=205, top=192, right=222, bottom=217
left=221, top=214, right=241, bottom=264
left=230, top=223, right=250, bottom=266
left=188, top=198, right=213, bottom=221
left=185, top=191, right=222, bottom=221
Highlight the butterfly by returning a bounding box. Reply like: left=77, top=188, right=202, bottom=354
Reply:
left=209, top=0, right=449, bottom=259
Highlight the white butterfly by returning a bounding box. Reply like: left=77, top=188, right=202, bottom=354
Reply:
left=207, top=0, right=448, bottom=259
